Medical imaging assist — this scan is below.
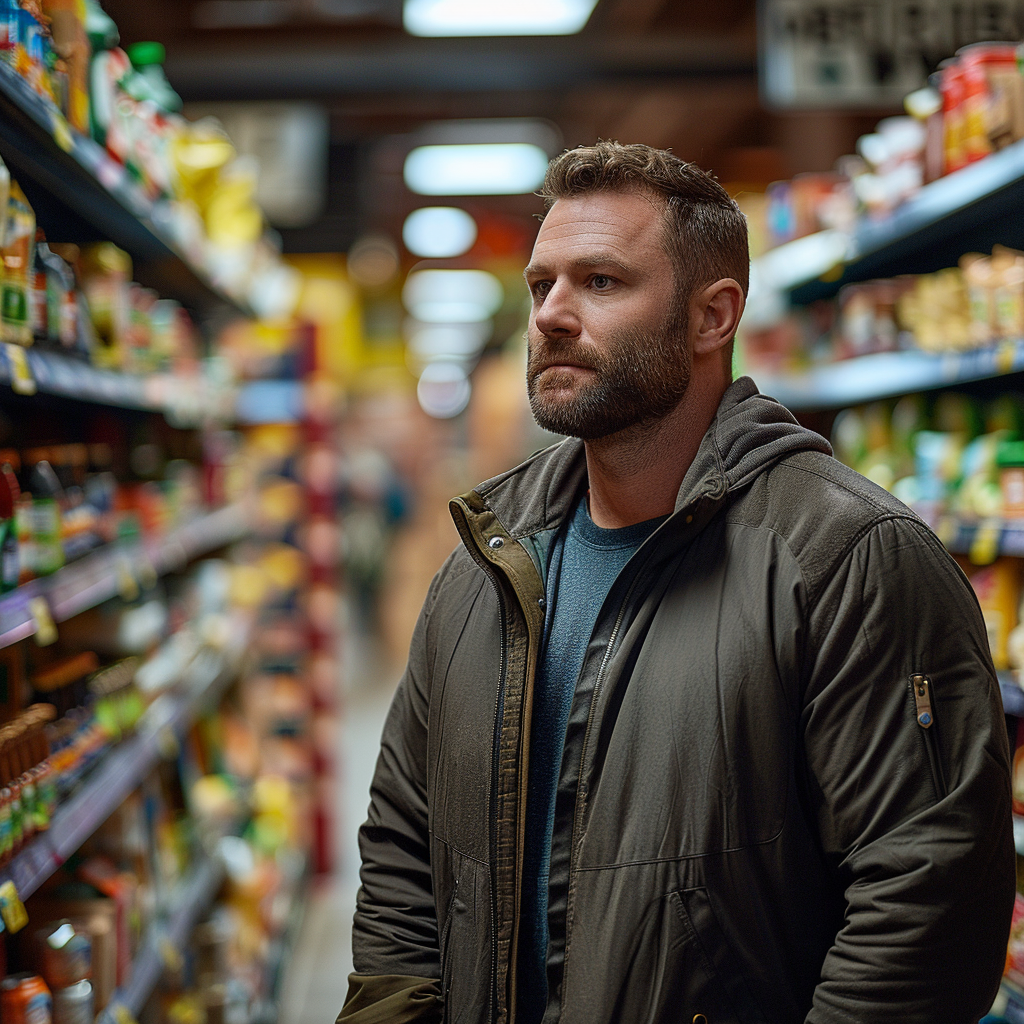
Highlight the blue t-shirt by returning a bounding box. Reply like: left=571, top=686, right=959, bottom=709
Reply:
left=518, top=495, right=666, bottom=1024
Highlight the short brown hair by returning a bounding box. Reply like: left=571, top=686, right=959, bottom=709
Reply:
left=538, top=142, right=749, bottom=303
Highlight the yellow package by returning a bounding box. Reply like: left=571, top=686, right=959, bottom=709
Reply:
left=964, top=556, right=1021, bottom=669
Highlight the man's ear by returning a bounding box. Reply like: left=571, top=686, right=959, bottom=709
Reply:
left=691, top=279, right=745, bottom=358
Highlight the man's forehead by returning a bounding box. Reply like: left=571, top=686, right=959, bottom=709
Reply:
left=529, top=192, right=669, bottom=267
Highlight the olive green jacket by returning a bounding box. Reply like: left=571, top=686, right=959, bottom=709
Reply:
left=339, top=377, right=1015, bottom=1024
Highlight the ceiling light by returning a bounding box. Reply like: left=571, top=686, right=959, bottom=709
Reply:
left=403, top=269, right=504, bottom=322
left=417, top=361, right=472, bottom=419
left=403, top=207, right=478, bottom=258
left=404, top=143, right=548, bottom=196
left=406, top=320, right=492, bottom=360
left=404, top=0, right=598, bottom=36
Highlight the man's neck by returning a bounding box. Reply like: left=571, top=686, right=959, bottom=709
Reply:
left=583, top=380, right=726, bottom=529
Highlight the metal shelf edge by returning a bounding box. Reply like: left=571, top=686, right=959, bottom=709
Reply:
left=751, top=341, right=1024, bottom=411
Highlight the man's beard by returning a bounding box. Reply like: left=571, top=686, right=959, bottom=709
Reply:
left=526, top=306, right=691, bottom=440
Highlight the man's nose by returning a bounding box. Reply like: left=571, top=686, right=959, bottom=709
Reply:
left=534, top=280, right=581, bottom=337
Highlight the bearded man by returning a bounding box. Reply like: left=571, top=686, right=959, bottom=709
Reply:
left=337, top=142, right=1015, bottom=1024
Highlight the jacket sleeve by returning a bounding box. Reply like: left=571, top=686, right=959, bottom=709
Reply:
left=801, top=516, right=1015, bottom=1024
left=337, top=558, right=458, bottom=1024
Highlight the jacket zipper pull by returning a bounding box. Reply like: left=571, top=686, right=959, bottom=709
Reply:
left=912, top=673, right=934, bottom=728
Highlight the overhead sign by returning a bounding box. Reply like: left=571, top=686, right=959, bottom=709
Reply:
left=760, top=0, right=1024, bottom=107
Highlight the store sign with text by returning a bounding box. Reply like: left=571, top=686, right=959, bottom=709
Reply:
left=761, top=0, right=1024, bottom=106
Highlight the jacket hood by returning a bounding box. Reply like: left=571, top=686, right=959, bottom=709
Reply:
left=462, top=376, right=832, bottom=542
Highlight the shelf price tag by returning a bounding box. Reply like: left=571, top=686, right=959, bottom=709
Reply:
left=935, top=516, right=959, bottom=549
left=112, top=1005, right=140, bottom=1024
left=996, top=340, right=1019, bottom=376
left=970, top=518, right=1003, bottom=566
left=159, top=935, right=184, bottom=973
left=0, top=879, right=28, bottom=933
left=49, top=110, right=74, bottom=153
left=116, top=557, right=139, bottom=602
left=157, top=725, right=179, bottom=761
left=5, top=344, right=35, bottom=395
left=28, top=596, right=57, bottom=647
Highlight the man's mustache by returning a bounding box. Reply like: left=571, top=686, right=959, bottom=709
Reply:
left=526, top=333, right=602, bottom=375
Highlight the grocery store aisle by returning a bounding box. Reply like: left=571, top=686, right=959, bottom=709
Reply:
left=279, top=630, right=399, bottom=1023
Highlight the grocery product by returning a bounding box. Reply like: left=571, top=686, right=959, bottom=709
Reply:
left=0, top=972, right=52, bottom=1023
left=1, top=182, right=36, bottom=346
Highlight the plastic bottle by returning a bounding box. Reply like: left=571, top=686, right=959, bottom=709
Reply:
left=0, top=459, right=20, bottom=593
left=28, top=456, right=65, bottom=576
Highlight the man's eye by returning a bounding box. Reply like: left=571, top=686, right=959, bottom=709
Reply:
left=592, top=276, right=612, bottom=289
left=533, top=281, right=552, bottom=297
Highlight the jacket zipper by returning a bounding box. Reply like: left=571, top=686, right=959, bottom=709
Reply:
left=440, top=877, right=461, bottom=1024
left=449, top=500, right=516, bottom=1024
left=488, top=586, right=507, bottom=1024
left=909, top=673, right=948, bottom=799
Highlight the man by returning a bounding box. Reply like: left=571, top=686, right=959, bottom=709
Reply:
left=338, top=142, right=1015, bottom=1024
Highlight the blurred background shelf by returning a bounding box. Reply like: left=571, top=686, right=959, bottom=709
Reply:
left=0, top=627, right=247, bottom=901
left=0, top=347, right=234, bottom=424
left=0, top=62, right=249, bottom=320
left=0, top=501, right=248, bottom=651
left=752, top=342, right=1024, bottom=411
left=96, top=853, right=226, bottom=1024
left=751, top=138, right=1024, bottom=307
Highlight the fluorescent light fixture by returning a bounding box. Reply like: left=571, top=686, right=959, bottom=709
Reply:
left=403, top=207, right=478, bottom=257
left=403, top=269, right=504, bottom=323
left=404, top=143, right=548, bottom=196
left=418, top=361, right=472, bottom=419
left=407, top=320, right=492, bottom=360
left=404, top=0, right=598, bottom=36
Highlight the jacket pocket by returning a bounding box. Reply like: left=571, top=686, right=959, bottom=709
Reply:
left=669, top=887, right=764, bottom=1024
left=439, top=878, right=460, bottom=1024
left=909, top=673, right=948, bottom=800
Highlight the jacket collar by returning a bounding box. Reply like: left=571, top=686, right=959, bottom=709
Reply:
left=458, top=376, right=832, bottom=542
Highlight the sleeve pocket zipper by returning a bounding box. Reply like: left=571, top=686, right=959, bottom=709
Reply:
left=910, top=673, right=948, bottom=800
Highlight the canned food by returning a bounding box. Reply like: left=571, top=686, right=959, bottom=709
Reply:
left=35, top=920, right=91, bottom=989
left=0, top=972, right=52, bottom=1024
left=52, top=980, right=92, bottom=1024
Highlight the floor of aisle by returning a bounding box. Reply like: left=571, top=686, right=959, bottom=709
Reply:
left=279, top=630, right=399, bottom=1023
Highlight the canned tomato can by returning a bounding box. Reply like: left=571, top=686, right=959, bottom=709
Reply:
left=52, top=980, right=92, bottom=1024
left=0, top=972, right=53, bottom=1024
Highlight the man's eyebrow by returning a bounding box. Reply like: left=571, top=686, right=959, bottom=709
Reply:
left=523, top=254, right=634, bottom=279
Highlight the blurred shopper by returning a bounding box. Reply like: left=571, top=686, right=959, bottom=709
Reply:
left=338, top=143, right=1014, bottom=1024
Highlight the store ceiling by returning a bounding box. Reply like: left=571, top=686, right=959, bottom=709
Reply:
left=100, top=0, right=877, bottom=252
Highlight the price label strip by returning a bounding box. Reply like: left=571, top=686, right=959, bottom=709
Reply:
left=28, top=596, right=57, bottom=647
left=5, top=343, right=35, bottom=395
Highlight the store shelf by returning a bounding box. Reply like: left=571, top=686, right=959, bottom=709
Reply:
left=751, top=341, right=1024, bottom=412
left=97, top=853, right=226, bottom=1024
left=0, top=502, right=248, bottom=651
left=751, top=137, right=1024, bottom=307
left=0, top=62, right=249, bottom=318
left=0, top=625, right=247, bottom=901
left=0, top=346, right=234, bottom=424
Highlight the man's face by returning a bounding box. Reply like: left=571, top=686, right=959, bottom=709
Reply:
left=524, top=191, right=690, bottom=440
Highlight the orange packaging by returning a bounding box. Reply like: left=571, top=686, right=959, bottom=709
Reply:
left=959, top=43, right=1022, bottom=162
left=941, top=58, right=967, bottom=174
left=0, top=973, right=52, bottom=1023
